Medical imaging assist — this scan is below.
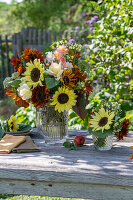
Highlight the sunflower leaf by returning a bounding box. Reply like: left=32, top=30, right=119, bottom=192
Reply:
left=45, top=77, right=60, bottom=89
left=88, top=127, right=114, bottom=138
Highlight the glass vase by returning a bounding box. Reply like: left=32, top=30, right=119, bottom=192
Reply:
left=36, top=105, right=68, bottom=143
left=92, top=134, right=114, bottom=151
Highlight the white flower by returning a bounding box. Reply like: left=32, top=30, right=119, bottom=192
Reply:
left=46, top=52, right=55, bottom=63
left=3, top=77, right=12, bottom=88
left=46, top=62, right=63, bottom=80
left=64, top=62, right=73, bottom=70
left=18, top=83, right=32, bottom=100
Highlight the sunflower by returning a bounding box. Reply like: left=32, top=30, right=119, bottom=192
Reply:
left=8, top=115, right=19, bottom=132
left=60, top=69, right=76, bottom=89
left=50, top=87, right=77, bottom=113
left=89, top=107, right=115, bottom=132
left=117, top=118, right=130, bottom=140
left=22, top=59, right=44, bottom=89
left=73, top=66, right=87, bottom=83
left=30, top=84, right=50, bottom=107
left=22, top=46, right=44, bottom=63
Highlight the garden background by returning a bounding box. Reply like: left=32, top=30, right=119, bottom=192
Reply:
left=0, top=0, right=133, bottom=199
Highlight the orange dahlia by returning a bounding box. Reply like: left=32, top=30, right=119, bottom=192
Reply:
left=117, top=118, right=130, bottom=140
left=30, top=85, right=50, bottom=107
left=10, top=53, right=25, bottom=74
left=22, top=46, right=44, bottom=63
left=4, top=88, right=29, bottom=108
left=60, top=69, right=76, bottom=89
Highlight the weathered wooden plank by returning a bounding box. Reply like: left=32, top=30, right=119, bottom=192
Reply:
left=12, top=34, right=16, bottom=56
left=38, top=29, right=42, bottom=45
left=53, top=30, right=57, bottom=42
left=28, top=28, right=33, bottom=45
left=16, top=33, right=22, bottom=55
left=48, top=30, right=51, bottom=45
left=33, top=29, right=37, bottom=45
left=0, top=179, right=133, bottom=200
left=59, top=30, right=63, bottom=40
left=0, top=168, right=133, bottom=186
left=0, top=35, right=5, bottom=82
left=5, top=35, right=10, bottom=77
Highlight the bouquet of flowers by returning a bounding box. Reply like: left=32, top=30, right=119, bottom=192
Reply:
left=3, top=40, right=93, bottom=120
left=88, top=101, right=123, bottom=150
left=88, top=101, right=122, bottom=137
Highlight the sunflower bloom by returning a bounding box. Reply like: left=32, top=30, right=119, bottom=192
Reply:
left=31, top=84, right=50, bottom=107
left=117, top=118, right=130, bottom=140
left=8, top=115, right=19, bottom=132
left=89, top=107, right=115, bottom=132
left=22, top=59, right=44, bottom=89
left=50, top=87, right=77, bottom=113
left=73, top=66, right=87, bottom=83
left=60, top=69, right=76, bottom=89
left=22, top=46, right=44, bottom=63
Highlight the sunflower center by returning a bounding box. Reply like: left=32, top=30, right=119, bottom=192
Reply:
left=57, top=93, right=69, bottom=104
left=30, top=68, right=40, bottom=82
left=37, top=90, right=46, bottom=100
left=63, top=76, right=70, bottom=85
left=98, top=117, right=108, bottom=127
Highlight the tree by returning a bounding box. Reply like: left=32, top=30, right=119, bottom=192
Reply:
left=9, top=0, right=81, bottom=31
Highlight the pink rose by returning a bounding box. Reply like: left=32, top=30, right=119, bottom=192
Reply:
left=54, top=50, right=63, bottom=60
left=60, top=57, right=66, bottom=66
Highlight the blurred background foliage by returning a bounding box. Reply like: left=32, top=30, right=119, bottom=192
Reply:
left=0, top=0, right=132, bottom=130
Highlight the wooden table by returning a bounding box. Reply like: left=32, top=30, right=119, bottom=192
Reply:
left=0, top=129, right=133, bottom=200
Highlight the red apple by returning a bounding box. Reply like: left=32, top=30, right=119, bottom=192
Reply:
left=74, top=135, right=85, bottom=146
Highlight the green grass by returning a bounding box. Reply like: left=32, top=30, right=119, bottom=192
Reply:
left=0, top=194, right=93, bottom=200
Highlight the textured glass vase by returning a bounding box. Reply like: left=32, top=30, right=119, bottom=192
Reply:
left=92, top=134, right=114, bottom=151
left=36, top=105, right=68, bottom=143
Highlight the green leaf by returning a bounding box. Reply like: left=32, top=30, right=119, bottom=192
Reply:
left=88, top=127, right=114, bottom=138
left=0, top=128, right=5, bottom=139
left=18, top=124, right=31, bottom=131
left=8, top=80, right=21, bottom=88
left=45, top=77, right=60, bottom=89
left=63, top=141, right=77, bottom=150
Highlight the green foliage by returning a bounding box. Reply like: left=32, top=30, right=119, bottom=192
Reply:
left=87, top=0, right=133, bottom=102
left=63, top=141, right=77, bottom=150
left=45, top=77, right=60, bottom=89
left=8, top=0, right=81, bottom=31
left=15, top=104, right=36, bottom=127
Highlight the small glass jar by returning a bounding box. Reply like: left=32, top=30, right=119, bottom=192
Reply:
left=36, top=105, right=68, bottom=143
left=92, top=134, right=114, bottom=151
